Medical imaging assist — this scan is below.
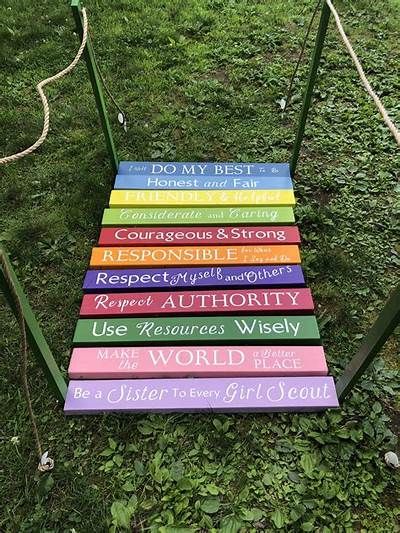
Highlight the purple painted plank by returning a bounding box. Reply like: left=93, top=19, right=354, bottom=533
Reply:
left=83, top=265, right=305, bottom=292
left=64, top=377, right=338, bottom=414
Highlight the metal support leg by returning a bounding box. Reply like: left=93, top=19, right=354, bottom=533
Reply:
left=71, top=0, right=119, bottom=174
left=0, top=250, right=67, bottom=403
left=290, top=1, right=331, bottom=176
left=336, top=285, right=400, bottom=401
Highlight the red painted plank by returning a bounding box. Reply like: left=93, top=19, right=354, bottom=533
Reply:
left=80, top=288, right=314, bottom=316
left=98, top=226, right=301, bottom=246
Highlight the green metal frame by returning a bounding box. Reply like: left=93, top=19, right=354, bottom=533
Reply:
left=67, top=0, right=400, bottom=402
left=290, top=1, right=331, bottom=176
left=288, top=1, right=400, bottom=396
left=336, top=285, right=400, bottom=401
left=0, top=0, right=393, bottom=407
left=71, top=0, right=119, bottom=174
left=0, top=249, right=67, bottom=403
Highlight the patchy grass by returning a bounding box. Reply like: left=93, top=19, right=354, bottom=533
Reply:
left=0, top=0, right=399, bottom=530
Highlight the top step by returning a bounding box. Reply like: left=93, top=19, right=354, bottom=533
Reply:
left=118, top=161, right=291, bottom=178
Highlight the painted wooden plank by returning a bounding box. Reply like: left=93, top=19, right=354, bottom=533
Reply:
left=98, top=226, right=301, bottom=246
left=109, top=190, right=295, bottom=207
left=80, top=288, right=314, bottom=317
left=83, top=265, right=306, bottom=291
left=114, top=174, right=293, bottom=190
left=73, top=315, right=320, bottom=345
left=102, top=207, right=295, bottom=226
left=64, top=376, right=339, bottom=414
left=89, top=245, right=301, bottom=268
left=118, top=161, right=291, bottom=178
left=68, top=345, right=328, bottom=378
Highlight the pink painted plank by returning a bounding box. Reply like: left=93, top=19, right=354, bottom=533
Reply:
left=98, top=226, right=301, bottom=246
left=79, top=288, right=314, bottom=317
left=68, top=345, right=328, bottom=379
left=64, top=376, right=339, bottom=413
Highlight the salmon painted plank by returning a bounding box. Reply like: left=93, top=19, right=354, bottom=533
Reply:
left=64, top=377, right=339, bottom=414
left=73, top=315, right=320, bottom=345
left=114, top=174, right=293, bottom=190
left=68, top=345, right=328, bottom=379
left=80, top=288, right=314, bottom=316
left=89, top=245, right=301, bottom=268
left=102, top=207, right=295, bottom=226
left=98, top=226, right=301, bottom=246
left=109, top=189, right=295, bottom=207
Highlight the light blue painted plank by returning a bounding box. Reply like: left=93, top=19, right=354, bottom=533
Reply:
left=114, top=174, right=293, bottom=190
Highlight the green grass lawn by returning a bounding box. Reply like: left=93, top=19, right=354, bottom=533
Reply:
left=1, top=0, right=399, bottom=530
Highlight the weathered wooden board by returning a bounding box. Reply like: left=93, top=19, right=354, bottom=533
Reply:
left=114, top=174, right=293, bottom=190
left=73, top=315, right=320, bottom=345
left=80, top=288, right=314, bottom=316
left=68, top=345, right=328, bottom=378
left=64, top=376, right=339, bottom=413
left=118, top=161, right=291, bottom=178
left=102, top=207, right=295, bottom=226
left=109, top=190, right=295, bottom=207
left=98, top=226, right=301, bottom=246
left=83, top=265, right=305, bottom=291
left=89, top=245, right=301, bottom=268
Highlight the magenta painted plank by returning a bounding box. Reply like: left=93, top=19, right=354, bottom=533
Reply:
left=68, top=345, right=328, bottom=379
left=64, top=377, right=339, bottom=413
left=80, top=288, right=314, bottom=316
left=98, top=226, right=301, bottom=246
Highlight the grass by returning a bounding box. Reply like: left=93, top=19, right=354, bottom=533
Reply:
left=0, top=0, right=399, bottom=530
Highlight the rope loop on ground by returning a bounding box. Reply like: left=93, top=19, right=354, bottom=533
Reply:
left=0, top=8, right=88, bottom=165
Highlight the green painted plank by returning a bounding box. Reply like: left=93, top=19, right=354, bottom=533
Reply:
left=73, top=315, right=320, bottom=345
left=102, top=207, right=295, bottom=226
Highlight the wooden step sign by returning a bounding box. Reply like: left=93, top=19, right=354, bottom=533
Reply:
left=98, top=226, right=301, bottom=246
left=118, top=161, right=291, bottom=178
left=83, top=265, right=306, bottom=291
left=114, top=174, right=293, bottom=190
left=64, top=376, right=339, bottom=414
left=80, top=288, right=314, bottom=316
left=89, top=245, right=301, bottom=268
left=109, top=190, right=295, bottom=207
left=68, top=345, right=328, bottom=378
left=102, top=207, right=295, bottom=226
left=73, top=315, right=320, bottom=345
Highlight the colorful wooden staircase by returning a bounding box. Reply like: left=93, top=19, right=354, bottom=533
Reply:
left=64, top=162, right=339, bottom=414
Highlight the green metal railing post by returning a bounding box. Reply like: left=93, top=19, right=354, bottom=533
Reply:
left=71, top=0, right=119, bottom=174
left=290, top=1, right=331, bottom=176
left=336, top=285, right=400, bottom=401
left=0, top=249, right=67, bottom=403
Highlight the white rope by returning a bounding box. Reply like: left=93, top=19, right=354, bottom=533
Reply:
left=0, top=8, right=88, bottom=165
left=326, top=0, right=400, bottom=147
